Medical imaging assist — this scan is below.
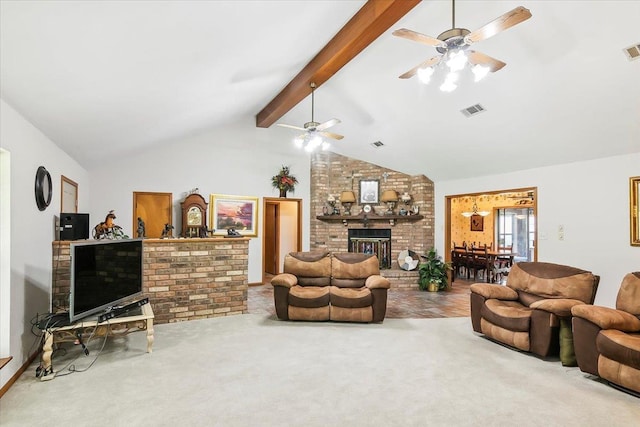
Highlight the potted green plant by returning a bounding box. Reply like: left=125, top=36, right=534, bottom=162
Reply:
left=418, top=248, right=452, bottom=292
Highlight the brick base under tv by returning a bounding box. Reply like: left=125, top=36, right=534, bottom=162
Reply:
left=51, top=238, right=249, bottom=324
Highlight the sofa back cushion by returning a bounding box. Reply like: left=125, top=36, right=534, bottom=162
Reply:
left=616, top=272, right=640, bottom=315
left=284, top=251, right=331, bottom=286
left=331, top=253, right=379, bottom=288
left=507, top=262, right=598, bottom=303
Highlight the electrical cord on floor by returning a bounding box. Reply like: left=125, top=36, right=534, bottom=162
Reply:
left=55, top=322, right=111, bottom=377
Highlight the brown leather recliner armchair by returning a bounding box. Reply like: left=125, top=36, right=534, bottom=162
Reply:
left=571, top=272, right=640, bottom=395
left=271, top=251, right=390, bottom=323
left=470, top=262, right=599, bottom=361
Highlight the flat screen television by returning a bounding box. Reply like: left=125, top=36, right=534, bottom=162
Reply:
left=69, top=239, right=143, bottom=323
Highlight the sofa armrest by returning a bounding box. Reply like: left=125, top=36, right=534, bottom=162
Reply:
left=271, top=273, right=297, bottom=288
left=365, top=275, right=390, bottom=289
left=571, top=305, right=640, bottom=332
left=529, top=298, right=586, bottom=317
left=469, top=283, right=518, bottom=300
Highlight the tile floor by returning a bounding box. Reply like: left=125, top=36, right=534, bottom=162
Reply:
left=248, top=276, right=472, bottom=319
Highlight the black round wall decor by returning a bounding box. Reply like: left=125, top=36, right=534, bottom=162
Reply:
left=34, top=166, right=52, bottom=211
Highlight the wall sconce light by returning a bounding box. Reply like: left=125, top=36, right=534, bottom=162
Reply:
left=380, top=190, right=398, bottom=215
left=339, top=191, right=356, bottom=216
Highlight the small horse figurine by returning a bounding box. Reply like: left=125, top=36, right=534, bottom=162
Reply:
left=93, top=210, right=125, bottom=239
left=160, top=223, right=174, bottom=239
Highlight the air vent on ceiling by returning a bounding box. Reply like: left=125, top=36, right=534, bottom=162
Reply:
left=461, top=104, right=486, bottom=118
left=371, top=141, right=384, bottom=148
left=623, top=43, right=640, bottom=61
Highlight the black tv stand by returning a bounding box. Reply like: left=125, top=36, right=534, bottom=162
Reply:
left=98, top=298, right=149, bottom=323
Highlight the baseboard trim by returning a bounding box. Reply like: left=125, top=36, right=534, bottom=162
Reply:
left=0, top=351, right=39, bottom=399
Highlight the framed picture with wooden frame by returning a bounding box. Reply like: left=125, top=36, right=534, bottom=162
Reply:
left=631, top=176, right=640, bottom=246
left=470, top=214, right=484, bottom=232
left=359, top=179, right=379, bottom=204
left=209, top=194, right=259, bottom=237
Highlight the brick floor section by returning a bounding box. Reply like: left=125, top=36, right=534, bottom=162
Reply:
left=249, top=278, right=472, bottom=319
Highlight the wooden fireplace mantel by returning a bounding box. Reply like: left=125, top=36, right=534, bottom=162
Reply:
left=316, top=214, right=423, bottom=227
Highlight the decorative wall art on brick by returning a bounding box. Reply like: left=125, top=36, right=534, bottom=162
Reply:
left=209, top=194, right=259, bottom=237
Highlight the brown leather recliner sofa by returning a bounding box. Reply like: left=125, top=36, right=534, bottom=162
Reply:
left=470, top=262, right=599, bottom=361
left=571, top=272, right=640, bottom=395
left=271, top=251, right=390, bottom=323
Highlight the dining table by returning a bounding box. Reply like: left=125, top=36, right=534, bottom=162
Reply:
left=451, top=248, right=518, bottom=283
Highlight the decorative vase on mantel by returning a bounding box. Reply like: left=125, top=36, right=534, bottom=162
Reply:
left=279, top=189, right=287, bottom=198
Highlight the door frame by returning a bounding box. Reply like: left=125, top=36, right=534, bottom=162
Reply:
left=261, top=197, right=302, bottom=283
left=444, top=187, right=537, bottom=263
left=60, top=175, right=78, bottom=213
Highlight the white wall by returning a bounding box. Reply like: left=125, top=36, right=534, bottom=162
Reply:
left=435, top=153, right=640, bottom=308
left=278, top=201, right=299, bottom=272
left=88, top=118, right=311, bottom=283
left=0, top=99, right=89, bottom=388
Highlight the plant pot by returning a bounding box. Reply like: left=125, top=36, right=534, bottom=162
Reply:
left=427, top=282, right=439, bottom=292
left=279, top=189, right=287, bottom=198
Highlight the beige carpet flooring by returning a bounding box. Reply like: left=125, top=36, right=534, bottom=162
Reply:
left=1, top=315, right=638, bottom=426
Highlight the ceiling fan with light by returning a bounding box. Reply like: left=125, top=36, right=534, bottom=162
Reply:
left=392, top=0, right=531, bottom=91
left=277, top=82, right=343, bottom=152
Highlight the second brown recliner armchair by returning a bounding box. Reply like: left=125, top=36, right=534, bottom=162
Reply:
left=571, top=272, right=640, bottom=395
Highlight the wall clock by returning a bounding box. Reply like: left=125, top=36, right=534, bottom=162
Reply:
left=34, top=166, right=52, bottom=211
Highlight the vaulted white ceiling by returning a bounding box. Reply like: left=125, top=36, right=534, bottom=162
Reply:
left=1, top=1, right=639, bottom=180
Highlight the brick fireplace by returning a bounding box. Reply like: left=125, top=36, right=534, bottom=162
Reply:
left=310, top=151, right=435, bottom=289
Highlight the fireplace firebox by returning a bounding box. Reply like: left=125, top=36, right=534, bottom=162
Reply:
left=348, top=229, right=391, bottom=269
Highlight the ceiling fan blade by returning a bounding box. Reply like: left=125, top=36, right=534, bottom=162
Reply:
left=319, top=131, right=344, bottom=140
left=467, top=50, right=506, bottom=72
left=465, top=6, right=532, bottom=45
left=399, top=55, right=442, bottom=79
left=276, top=123, right=306, bottom=131
left=315, top=118, right=340, bottom=131
left=392, top=28, right=445, bottom=48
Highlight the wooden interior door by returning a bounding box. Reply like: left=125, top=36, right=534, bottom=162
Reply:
left=264, top=202, right=279, bottom=275
left=133, top=192, right=172, bottom=238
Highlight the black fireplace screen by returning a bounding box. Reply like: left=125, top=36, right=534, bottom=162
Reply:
left=348, top=229, right=391, bottom=269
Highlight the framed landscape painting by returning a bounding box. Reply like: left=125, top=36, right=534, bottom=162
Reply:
left=631, top=176, right=640, bottom=246
left=209, top=194, right=259, bottom=237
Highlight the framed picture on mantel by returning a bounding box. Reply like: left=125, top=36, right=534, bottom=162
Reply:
left=210, top=194, right=258, bottom=237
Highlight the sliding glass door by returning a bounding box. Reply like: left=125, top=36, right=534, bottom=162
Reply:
left=495, top=208, right=535, bottom=261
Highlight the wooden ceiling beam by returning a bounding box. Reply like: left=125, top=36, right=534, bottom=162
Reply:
left=256, top=0, right=421, bottom=128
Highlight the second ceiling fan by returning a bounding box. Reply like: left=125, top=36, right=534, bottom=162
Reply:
left=393, top=1, right=532, bottom=90
left=277, top=83, right=343, bottom=152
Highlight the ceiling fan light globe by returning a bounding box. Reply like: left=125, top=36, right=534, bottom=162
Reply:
left=417, top=66, right=435, bottom=84
left=444, top=71, right=459, bottom=83
left=440, top=80, right=457, bottom=92
left=472, top=64, right=490, bottom=82
left=446, top=50, right=467, bottom=72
